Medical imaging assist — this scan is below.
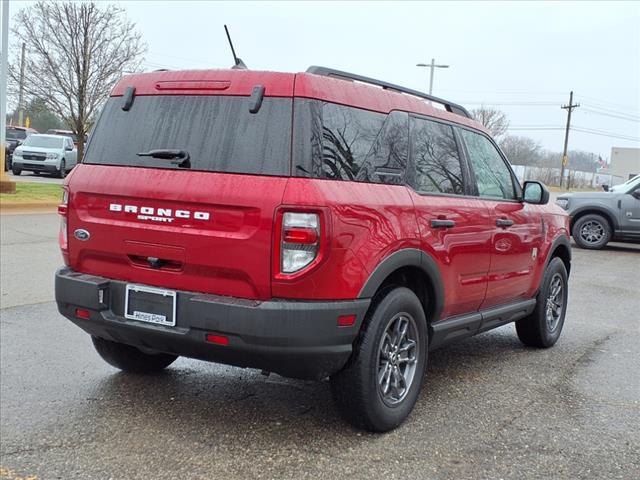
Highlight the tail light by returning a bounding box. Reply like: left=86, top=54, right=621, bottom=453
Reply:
left=279, top=212, right=321, bottom=275
left=58, top=188, right=69, bottom=265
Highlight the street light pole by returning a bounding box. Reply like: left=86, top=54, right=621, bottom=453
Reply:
left=416, top=58, right=449, bottom=95
left=1, top=0, right=16, bottom=194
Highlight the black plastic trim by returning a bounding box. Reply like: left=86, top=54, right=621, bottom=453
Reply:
left=430, top=298, right=536, bottom=349
left=55, top=267, right=370, bottom=380
left=306, top=66, right=472, bottom=118
left=357, top=248, right=445, bottom=323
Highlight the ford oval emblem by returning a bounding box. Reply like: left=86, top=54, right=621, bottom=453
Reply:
left=74, top=229, right=91, bottom=241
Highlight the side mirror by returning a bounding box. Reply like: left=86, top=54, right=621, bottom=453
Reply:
left=602, top=184, right=610, bottom=192
left=632, top=190, right=640, bottom=200
left=522, top=181, right=550, bottom=205
left=65, top=145, right=74, bottom=151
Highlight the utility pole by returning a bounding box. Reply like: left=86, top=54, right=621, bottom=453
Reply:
left=1, top=0, right=16, bottom=193
left=17, top=42, right=26, bottom=127
left=416, top=58, right=449, bottom=95
left=560, top=91, right=579, bottom=188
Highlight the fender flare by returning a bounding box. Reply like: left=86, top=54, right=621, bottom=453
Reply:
left=570, top=206, right=619, bottom=231
left=357, top=248, right=445, bottom=322
left=545, top=234, right=572, bottom=274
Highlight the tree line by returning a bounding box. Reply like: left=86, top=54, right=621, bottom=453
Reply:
left=471, top=106, right=600, bottom=174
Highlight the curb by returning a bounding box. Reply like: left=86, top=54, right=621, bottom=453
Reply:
left=0, top=201, right=59, bottom=214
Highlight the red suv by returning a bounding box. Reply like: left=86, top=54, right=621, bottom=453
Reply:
left=55, top=67, right=571, bottom=432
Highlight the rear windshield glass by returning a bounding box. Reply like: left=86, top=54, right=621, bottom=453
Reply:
left=23, top=136, right=64, bottom=148
left=84, top=95, right=292, bottom=176
left=6, top=128, right=27, bottom=140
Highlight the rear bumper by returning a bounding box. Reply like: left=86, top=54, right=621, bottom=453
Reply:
left=55, top=267, right=370, bottom=379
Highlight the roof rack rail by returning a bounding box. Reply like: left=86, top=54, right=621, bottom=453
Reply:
left=306, top=65, right=472, bottom=119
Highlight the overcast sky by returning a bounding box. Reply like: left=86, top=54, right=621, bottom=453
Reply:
left=7, top=0, right=640, bottom=159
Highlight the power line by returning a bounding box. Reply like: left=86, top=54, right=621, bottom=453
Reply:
left=508, top=125, right=640, bottom=142
left=581, top=107, right=640, bottom=122
left=575, top=93, right=640, bottom=114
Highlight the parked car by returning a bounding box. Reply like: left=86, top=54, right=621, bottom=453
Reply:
left=556, top=175, right=640, bottom=249
left=55, top=67, right=571, bottom=432
left=5, top=125, right=38, bottom=171
left=12, top=133, right=77, bottom=178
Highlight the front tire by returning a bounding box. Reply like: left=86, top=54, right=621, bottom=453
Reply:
left=57, top=159, right=66, bottom=179
left=330, top=287, right=428, bottom=432
left=572, top=214, right=611, bottom=249
left=92, top=336, right=178, bottom=373
left=11, top=166, right=21, bottom=176
left=516, top=257, right=568, bottom=348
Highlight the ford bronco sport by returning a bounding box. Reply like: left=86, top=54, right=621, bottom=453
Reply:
left=55, top=67, right=571, bottom=432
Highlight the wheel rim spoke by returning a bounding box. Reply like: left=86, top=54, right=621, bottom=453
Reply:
left=376, top=312, right=419, bottom=406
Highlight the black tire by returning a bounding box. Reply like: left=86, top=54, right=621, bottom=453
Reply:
left=572, top=213, right=611, bottom=249
left=11, top=166, right=21, bottom=176
left=92, top=336, right=178, bottom=373
left=516, top=257, right=568, bottom=348
left=58, top=159, right=66, bottom=179
left=330, top=287, right=428, bottom=432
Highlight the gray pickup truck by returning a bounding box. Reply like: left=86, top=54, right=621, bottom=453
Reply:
left=556, top=175, right=640, bottom=249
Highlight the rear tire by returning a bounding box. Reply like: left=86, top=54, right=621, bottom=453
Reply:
left=330, top=287, right=428, bottom=432
left=516, top=257, right=568, bottom=348
left=92, top=336, right=178, bottom=373
left=572, top=214, right=611, bottom=249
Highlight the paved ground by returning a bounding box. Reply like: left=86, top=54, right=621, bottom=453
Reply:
left=5, top=172, right=63, bottom=185
left=1, top=213, right=639, bottom=480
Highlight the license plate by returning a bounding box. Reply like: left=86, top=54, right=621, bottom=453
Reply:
left=125, top=284, right=177, bottom=326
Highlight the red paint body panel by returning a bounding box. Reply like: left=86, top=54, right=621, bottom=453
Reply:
left=66, top=165, right=287, bottom=300
left=273, top=179, right=419, bottom=300
left=408, top=192, right=493, bottom=318
left=62, top=68, right=570, bottom=326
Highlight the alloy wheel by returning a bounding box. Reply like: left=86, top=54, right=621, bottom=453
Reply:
left=377, top=312, right=419, bottom=406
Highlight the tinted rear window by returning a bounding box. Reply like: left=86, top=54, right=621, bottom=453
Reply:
left=6, top=128, right=27, bottom=140
left=84, top=96, right=292, bottom=176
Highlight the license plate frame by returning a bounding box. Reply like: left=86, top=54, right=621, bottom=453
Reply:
left=124, top=284, right=177, bottom=327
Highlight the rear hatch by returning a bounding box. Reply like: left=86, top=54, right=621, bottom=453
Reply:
left=65, top=70, right=294, bottom=300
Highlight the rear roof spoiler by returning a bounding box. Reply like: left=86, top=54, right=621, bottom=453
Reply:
left=306, top=65, right=472, bottom=119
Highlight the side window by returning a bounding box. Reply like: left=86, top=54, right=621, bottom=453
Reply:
left=356, top=111, right=409, bottom=185
left=293, top=99, right=386, bottom=181
left=320, top=103, right=386, bottom=180
left=408, top=116, right=464, bottom=195
left=66, top=138, right=74, bottom=149
left=461, top=129, right=516, bottom=200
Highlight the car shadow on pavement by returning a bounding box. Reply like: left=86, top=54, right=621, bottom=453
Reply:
left=77, top=328, right=528, bottom=438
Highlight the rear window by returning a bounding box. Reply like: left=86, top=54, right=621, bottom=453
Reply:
left=84, top=95, right=292, bottom=176
left=6, top=128, right=27, bottom=140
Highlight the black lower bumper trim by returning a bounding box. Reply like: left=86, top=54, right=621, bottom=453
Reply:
left=55, top=267, right=370, bottom=379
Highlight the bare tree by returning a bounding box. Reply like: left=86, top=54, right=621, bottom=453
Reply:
left=10, top=1, right=146, bottom=161
left=499, top=135, right=541, bottom=166
left=471, top=106, right=510, bottom=138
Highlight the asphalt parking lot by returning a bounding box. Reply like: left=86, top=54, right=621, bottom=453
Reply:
left=0, top=212, right=638, bottom=480
left=4, top=171, right=64, bottom=185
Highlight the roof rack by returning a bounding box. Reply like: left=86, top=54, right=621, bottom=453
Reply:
left=306, top=66, right=472, bottom=119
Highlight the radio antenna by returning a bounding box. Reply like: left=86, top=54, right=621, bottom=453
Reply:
left=224, top=25, right=247, bottom=69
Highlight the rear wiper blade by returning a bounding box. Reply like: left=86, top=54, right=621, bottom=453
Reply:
left=137, top=149, right=190, bottom=168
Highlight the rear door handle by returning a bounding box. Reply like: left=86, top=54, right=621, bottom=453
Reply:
left=496, top=218, right=514, bottom=228
left=431, top=219, right=456, bottom=228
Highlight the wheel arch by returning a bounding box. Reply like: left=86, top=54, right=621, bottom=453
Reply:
left=358, top=248, right=445, bottom=325
left=545, top=234, right=572, bottom=277
left=570, top=207, right=618, bottom=233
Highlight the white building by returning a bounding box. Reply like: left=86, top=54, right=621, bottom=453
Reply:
left=610, top=147, right=640, bottom=181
